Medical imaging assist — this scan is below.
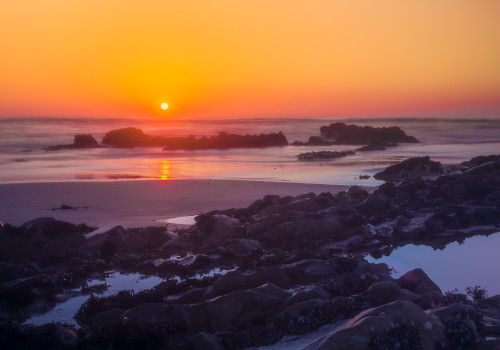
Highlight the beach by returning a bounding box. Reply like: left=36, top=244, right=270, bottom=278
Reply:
left=0, top=179, right=353, bottom=228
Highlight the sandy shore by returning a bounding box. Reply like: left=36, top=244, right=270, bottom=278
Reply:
left=0, top=180, right=363, bottom=229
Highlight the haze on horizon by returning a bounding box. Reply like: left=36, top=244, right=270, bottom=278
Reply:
left=1, top=0, right=499, bottom=119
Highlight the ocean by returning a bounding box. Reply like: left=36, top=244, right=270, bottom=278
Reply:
left=1, top=116, right=499, bottom=185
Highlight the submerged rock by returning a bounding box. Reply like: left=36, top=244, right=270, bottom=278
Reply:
left=297, top=150, right=355, bottom=160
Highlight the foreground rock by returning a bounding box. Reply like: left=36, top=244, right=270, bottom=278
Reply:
left=373, top=156, right=444, bottom=181
left=101, top=127, right=288, bottom=149
left=45, top=134, right=101, bottom=151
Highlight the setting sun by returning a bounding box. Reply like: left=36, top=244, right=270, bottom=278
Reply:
left=161, top=103, right=168, bottom=110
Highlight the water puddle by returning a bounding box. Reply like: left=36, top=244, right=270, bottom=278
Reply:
left=367, top=232, right=500, bottom=295
left=163, top=215, right=197, bottom=226
left=25, top=272, right=164, bottom=326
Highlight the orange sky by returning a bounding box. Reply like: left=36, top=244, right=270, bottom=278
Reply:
left=1, top=0, right=500, bottom=118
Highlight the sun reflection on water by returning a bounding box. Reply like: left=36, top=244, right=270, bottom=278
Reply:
left=160, top=160, right=171, bottom=180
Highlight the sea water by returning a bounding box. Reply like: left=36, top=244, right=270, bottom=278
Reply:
left=0, top=116, right=499, bottom=185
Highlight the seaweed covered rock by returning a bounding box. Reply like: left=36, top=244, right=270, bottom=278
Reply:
left=303, top=300, right=444, bottom=350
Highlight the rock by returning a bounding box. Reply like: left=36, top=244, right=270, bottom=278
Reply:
left=398, top=268, right=443, bottom=307
left=122, top=303, right=172, bottom=325
left=224, top=239, right=261, bottom=256
left=365, top=281, right=401, bottom=305
left=45, top=134, right=101, bottom=151
left=203, top=266, right=293, bottom=299
left=188, top=283, right=291, bottom=332
left=54, top=324, right=78, bottom=347
left=91, top=308, right=124, bottom=330
left=475, top=295, right=500, bottom=321
left=164, top=131, right=288, bottom=150
left=0, top=218, right=92, bottom=260
left=195, top=214, right=240, bottom=239
left=461, top=154, right=500, bottom=168
left=102, top=127, right=163, bottom=147
left=297, top=150, right=355, bottom=160
left=320, top=122, right=419, bottom=144
left=177, top=332, right=224, bottom=350
left=343, top=186, right=369, bottom=203
left=374, top=156, right=444, bottom=181
left=291, top=136, right=336, bottom=146
left=303, top=300, right=444, bottom=350
left=356, top=142, right=395, bottom=152
left=433, top=160, right=500, bottom=201
left=355, top=193, right=393, bottom=217
left=285, top=285, right=332, bottom=306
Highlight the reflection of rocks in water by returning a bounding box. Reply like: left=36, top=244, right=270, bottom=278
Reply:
left=1, top=154, right=500, bottom=349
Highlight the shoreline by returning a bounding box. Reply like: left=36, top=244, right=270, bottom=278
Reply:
left=0, top=179, right=366, bottom=228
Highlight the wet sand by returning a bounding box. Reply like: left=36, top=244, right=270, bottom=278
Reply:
left=0, top=180, right=361, bottom=228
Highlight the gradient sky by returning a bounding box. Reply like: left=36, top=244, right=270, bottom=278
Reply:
left=1, top=1, right=500, bottom=118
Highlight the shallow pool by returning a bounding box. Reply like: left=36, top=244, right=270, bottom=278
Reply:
left=367, top=232, right=500, bottom=295
left=25, top=272, right=164, bottom=326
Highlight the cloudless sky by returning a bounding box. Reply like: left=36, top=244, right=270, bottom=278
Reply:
left=1, top=0, right=499, bottom=118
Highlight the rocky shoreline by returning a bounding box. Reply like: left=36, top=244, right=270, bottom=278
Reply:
left=1, top=154, right=500, bottom=349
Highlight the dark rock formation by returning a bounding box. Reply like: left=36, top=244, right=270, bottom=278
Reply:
left=101, top=127, right=167, bottom=147
left=461, top=154, right=500, bottom=168
left=373, top=156, right=444, bottom=181
left=320, top=122, right=419, bottom=144
left=163, top=131, right=288, bottom=150
left=101, top=128, right=288, bottom=149
left=297, top=150, right=355, bottom=160
left=45, top=134, right=101, bottom=151
left=356, top=142, right=397, bottom=152
left=291, top=136, right=336, bottom=146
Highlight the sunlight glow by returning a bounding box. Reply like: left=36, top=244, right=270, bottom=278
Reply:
left=161, top=103, right=168, bottom=110
left=159, top=160, right=170, bottom=180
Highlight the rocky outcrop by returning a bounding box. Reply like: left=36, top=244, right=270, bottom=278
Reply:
left=297, top=150, right=355, bottom=160
left=0, top=217, right=94, bottom=260
left=461, top=154, right=500, bottom=168
left=320, top=122, right=419, bottom=144
left=45, top=134, right=101, bottom=151
left=373, top=156, right=444, bottom=181
left=101, top=127, right=167, bottom=147
left=101, top=128, right=288, bottom=149
left=163, top=131, right=288, bottom=150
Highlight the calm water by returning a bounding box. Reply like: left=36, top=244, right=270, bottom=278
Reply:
left=367, top=232, right=500, bottom=295
left=1, top=117, right=499, bottom=185
left=25, top=272, right=164, bottom=326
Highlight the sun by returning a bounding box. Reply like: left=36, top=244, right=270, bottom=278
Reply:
left=161, top=103, right=168, bottom=110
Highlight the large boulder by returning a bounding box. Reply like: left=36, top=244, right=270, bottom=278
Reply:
left=102, top=127, right=165, bottom=147
left=303, top=300, right=444, bottom=350
left=374, top=156, right=443, bottom=181
left=398, top=268, right=443, bottom=307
